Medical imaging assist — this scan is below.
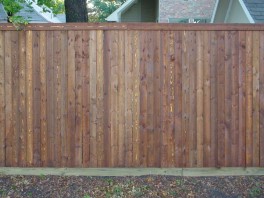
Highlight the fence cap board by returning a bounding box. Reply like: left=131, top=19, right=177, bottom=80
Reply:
left=0, top=23, right=264, bottom=31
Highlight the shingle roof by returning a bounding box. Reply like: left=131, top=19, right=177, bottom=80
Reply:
left=242, top=0, right=264, bottom=23
left=0, top=4, right=8, bottom=22
left=15, top=3, right=49, bottom=23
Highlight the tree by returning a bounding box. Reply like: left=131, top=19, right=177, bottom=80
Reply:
left=0, top=0, right=88, bottom=23
left=64, top=0, right=88, bottom=22
left=88, top=0, right=125, bottom=22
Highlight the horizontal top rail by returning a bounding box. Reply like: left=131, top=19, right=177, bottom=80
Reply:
left=0, top=22, right=264, bottom=31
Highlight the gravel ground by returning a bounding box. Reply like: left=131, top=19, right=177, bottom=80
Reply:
left=0, top=175, right=263, bottom=198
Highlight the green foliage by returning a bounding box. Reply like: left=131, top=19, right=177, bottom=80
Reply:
left=88, top=0, right=125, bottom=22
left=36, top=0, right=64, bottom=15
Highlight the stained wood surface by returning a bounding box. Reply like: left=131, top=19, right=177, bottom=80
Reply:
left=0, top=26, right=263, bottom=168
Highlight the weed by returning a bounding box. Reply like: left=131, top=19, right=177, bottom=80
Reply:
left=39, top=174, right=46, bottom=180
left=176, top=178, right=184, bottom=187
left=248, top=186, right=262, bottom=198
left=83, top=194, right=91, bottom=198
left=0, top=189, right=7, bottom=196
left=113, top=185, right=123, bottom=196
left=169, top=190, right=178, bottom=197
left=105, top=178, right=114, bottom=186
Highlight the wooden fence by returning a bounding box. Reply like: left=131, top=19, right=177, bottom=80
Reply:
left=0, top=23, right=263, bottom=168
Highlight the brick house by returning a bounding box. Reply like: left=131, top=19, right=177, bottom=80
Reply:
left=106, top=0, right=216, bottom=23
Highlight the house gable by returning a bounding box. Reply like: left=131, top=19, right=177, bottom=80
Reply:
left=159, top=0, right=216, bottom=23
left=0, top=4, right=8, bottom=22
left=242, top=0, right=264, bottom=23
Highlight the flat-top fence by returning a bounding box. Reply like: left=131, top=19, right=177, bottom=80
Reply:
left=0, top=23, right=263, bottom=167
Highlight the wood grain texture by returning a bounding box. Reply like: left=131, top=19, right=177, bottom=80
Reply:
left=0, top=28, right=263, bottom=168
left=0, top=31, right=5, bottom=166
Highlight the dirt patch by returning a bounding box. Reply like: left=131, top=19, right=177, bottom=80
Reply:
left=0, top=175, right=263, bottom=197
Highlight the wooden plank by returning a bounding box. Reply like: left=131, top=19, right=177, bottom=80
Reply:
left=153, top=30, right=161, bottom=167
left=260, top=31, right=264, bottom=167
left=110, top=31, right=119, bottom=167
left=132, top=31, right=140, bottom=167
left=210, top=31, right=218, bottom=167
left=146, top=31, right=155, bottom=167
left=103, top=31, right=111, bottom=167
left=0, top=31, right=5, bottom=166
left=196, top=31, right=204, bottom=167
left=174, top=31, right=182, bottom=167
left=203, top=31, right=211, bottom=167
left=245, top=31, right=253, bottom=166
left=89, top=30, right=97, bottom=167
left=26, top=31, right=33, bottom=166
left=18, top=31, right=27, bottom=167
left=117, top=31, right=125, bottom=167
left=238, top=31, right=246, bottom=167
left=96, top=30, right=105, bottom=167
left=217, top=31, right=225, bottom=167
left=224, top=31, right=232, bottom=167
left=67, top=31, right=76, bottom=167
left=161, top=31, right=169, bottom=167
left=74, top=31, right=83, bottom=167
left=183, top=31, right=190, bottom=167
left=82, top=31, right=90, bottom=167
left=124, top=30, right=133, bottom=167
left=188, top=31, right=197, bottom=167
left=167, top=31, right=175, bottom=167
left=46, top=31, right=54, bottom=166
left=4, top=31, right=13, bottom=167
left=60, top=31, right=68, bottom=167
left=252, top=31, right=260, bottom=167
left=11, top=31, right=19, bottom=166
left=32, top=31, right=41, bottom=167
left=53, top=31, right=62, bottom=167
left=2, top=23, right=264, bottom=32
left=231, top=31, right=239, bottom=167
left=39, top=31, right=47, bottom=167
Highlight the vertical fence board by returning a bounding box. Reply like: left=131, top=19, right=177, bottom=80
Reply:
left=238, top=31, right=246, bottom=167
left=67, top=31, right=76, bottom=167
left=5, top=31, right=13, bottom=167
left=161, top=31, right=169, bottom=167
left=246, top=31, right=253, bottom=166
left=231, top=31, right=239, bottom=166
left=39, top=31, right=47, bottom=166
left=82, top=31, right=90, bottom=167
left=174, top=31, right=183, bottom=167
left=132, top=31, right=140, bottom=167
left=26, top=31, right=33, bottom=166
left=74, top=31, right=83, bottom=167
left=11, top=32, right=19, bottom=166
left=217, top=31, right=225, bottom=167
left=96, top=30, right=105, bottom=167
left=146, top=31, right=155, bottom=167
left=32, top=31, right=41, bottom=166
left=89, top=31, right=97, bottom=167
left=153, top=31, right=161, bottom=167
left=46, top=31, right=54, bottom=166
left=210, top=31, right=218, bottom=167
left=53, top=31, right=62, bottom=167
left=260, top=32, right=264, bottom=166
left=60, top=31, right=68, bottom=167
left=188, top=31, right=197, bottom=167
left=117, top=31, right=125, bottom=167
left=0, top=31, right=5, bottom=166
left=18, top=31, right=27, bottom=167
left=203, top=31, right=211, bottom=167
left=196, top=31, right=204, bottom=167
left=252, top=31, right=260, bottom=167
left=224, top=31, right=232, bottom=167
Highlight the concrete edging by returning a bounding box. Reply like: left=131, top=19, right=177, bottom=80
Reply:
left=0, top=168, right=263, bottom=177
